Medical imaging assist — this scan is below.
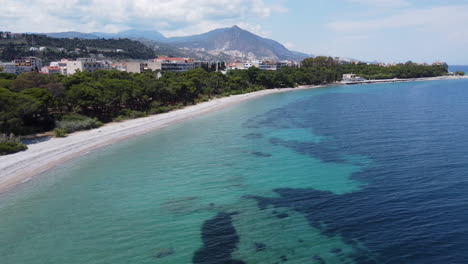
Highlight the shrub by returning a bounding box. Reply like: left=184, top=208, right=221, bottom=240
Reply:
left=60, top=113, right=90, bottom=122
left=53, top=128, right=68, bottom=137
left=147, top=106, right=173, bottom=115
left=56, top=115, right=103, bottom=133
left=113, top=110, right=147, bottom=122
left=0, top=134, right=27, bottom=155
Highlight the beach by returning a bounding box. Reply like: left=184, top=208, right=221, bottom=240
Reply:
left=0, top=75, right=467, bottom=193
left=0, top=84, right=328, bottom=193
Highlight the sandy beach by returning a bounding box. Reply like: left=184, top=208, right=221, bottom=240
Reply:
left=0, top=75, right=467, bottom=193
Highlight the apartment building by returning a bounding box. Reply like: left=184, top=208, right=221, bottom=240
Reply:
left=66, top=58, right=109, bottom=75
left=13, top=57, right=43, bottom=74
left=0, top=62, right=17, bottom=74
left=153, top=57, right=198, bottom=72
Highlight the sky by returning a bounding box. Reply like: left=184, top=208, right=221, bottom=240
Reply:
left=1, top=0, right=467, bottom=64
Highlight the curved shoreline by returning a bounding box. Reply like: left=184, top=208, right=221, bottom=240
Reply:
left=0, top=84, right=331, bottom=193
left=0, top=75, right=467, bottom=193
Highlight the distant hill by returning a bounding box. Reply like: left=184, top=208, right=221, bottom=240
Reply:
left=0, top=33, right=156, bottom=62
left=166, top=26, right=309, bottom=61
left=45, top=30, right=166, bottom=41
left=43, top=26, right=311, bottom=61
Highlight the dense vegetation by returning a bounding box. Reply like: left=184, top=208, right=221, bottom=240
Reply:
left=0, top=56, right=448, bottom=145
left=301, top=57, right=449, bottom=80
left=0, top=33, right=156, bottom=63
left=0, top=133, right=27, bottom=155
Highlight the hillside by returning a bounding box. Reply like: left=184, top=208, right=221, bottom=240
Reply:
left=167, top=26, right=309, bottom=61
left=0, top=34, right=156, bottom=63
left=44, top=26, right=311, bottom=61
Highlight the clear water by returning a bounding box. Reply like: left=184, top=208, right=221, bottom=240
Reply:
left=1, top=79, right=468, bottom=263
left=449, top=65, right=468, bottom=73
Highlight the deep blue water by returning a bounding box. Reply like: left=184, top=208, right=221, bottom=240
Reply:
left=449, top=65, right=468, bottom=73
left=1, top=79, right=468, bottom=263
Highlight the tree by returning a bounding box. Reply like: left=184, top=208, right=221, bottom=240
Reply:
left=66, top=84, right=102, bottom=115
left=12, top=72, right=51, bottom=91
left=0, top=88, right=40, bottom=134
left=454, top=71, right=465, bottom=76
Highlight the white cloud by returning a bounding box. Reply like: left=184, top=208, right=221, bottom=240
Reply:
left=0, top=0, right=286, bottom=35
left=327, top=4, right=468, bottom=38
left=283, top=41, right=295, bottom=49
left=346, top=0, right=410, bottom=8
left=320, top=4, right=468, bottom=64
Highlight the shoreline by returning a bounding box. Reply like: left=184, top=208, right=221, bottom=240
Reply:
left=0, top=75, right=467, bottom=193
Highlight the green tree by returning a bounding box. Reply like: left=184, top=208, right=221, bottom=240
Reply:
left=0, top=88, right=40, bottom=134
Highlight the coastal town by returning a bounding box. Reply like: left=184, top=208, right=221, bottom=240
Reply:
left=0, top=31, right=455, bottom=79
left=3, top=0, right=468, bottom=263
left=0, top=55, right=454, bottom=78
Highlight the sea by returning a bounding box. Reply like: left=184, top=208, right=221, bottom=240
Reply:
left=1, top=79, right=468, bottom=264
left=449, top=65, right=468, bottom=74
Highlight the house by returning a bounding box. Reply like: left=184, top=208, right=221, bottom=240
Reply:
left=228, top=61, right=245, bottom=70
left=342, top=74, right=366, bottom=82
left=50, top=59, right=69, bottom=75
left=41, top=66, right=61, bottom=75
left=14, top=57, right=42, bottom=74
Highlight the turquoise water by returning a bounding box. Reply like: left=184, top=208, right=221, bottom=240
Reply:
left=2, top=79, right=468, bottom=263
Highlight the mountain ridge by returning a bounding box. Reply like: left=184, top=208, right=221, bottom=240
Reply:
left=43, top=26, right=310, bottom=61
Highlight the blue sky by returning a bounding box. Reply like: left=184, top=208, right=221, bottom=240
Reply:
left=1, top=0, right=467, bottom=64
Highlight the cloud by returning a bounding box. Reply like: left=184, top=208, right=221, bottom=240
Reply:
left=346, top=0, right=410, bottom=8
left=0, top=0, right=286, bottom=35
left=283, top=41, right=295, bottom=49
left=327, top=4, right=468, bottom=36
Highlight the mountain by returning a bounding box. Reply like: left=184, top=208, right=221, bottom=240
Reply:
left=94, top=30, right=166, bottom=41
left=43, top=26, right=310, bottom=61
left=45, top=31, right=101, bottom=39
left=45, top=30, right=166, bottom=41
left=166, top=26, right=309, bottom=61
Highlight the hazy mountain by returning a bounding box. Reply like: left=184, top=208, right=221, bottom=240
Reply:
left=45, top=30, right=166, bottom=41
left=43, top=26, right=310, bottom=61
left=45, top=31, right=101, bottom=39
left=94, top=30, right=166, bottom=41
left=166, top=26, right=309, bottom=61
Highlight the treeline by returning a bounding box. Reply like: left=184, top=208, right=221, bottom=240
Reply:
left=0, top=57, right=448, bottom=138
left=302, top=57, right=449, bottom=80
left=0, top=33, right=156, bottom=62
left=0, top=69, right=262, bottom=136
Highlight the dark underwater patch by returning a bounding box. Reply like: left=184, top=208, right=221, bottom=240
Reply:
left=193, top=212, right=245, bottom=264
left=254, top=242, right=266, bottom=252
left=243, top=133, right=264, bottom=139
left=276, top=213, right=289, bottom=219
left=269, top=138, right=346, bottom=164
left=152, top=248, right=175, bottom=259
left=251, top=151, right=272, bottom=158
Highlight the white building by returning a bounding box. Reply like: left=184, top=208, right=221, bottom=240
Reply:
left=0, top=62, right=17, bottom=74
left=50, top=59, right=69, bottom=75
left=259, top=61, right=288, bottom=71
left=342, top=74, right=366, bottom=82
left=41, top=66, right=61, bottom=75
left=152, top=57, right=198, bottom=72
left=65, top=58, right=108, bottom=75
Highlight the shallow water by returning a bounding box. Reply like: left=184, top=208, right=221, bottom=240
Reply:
left=1, top=79, right=468, bottom=263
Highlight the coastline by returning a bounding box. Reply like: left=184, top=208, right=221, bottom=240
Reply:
left=0, top=75, right=467, bottom=193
